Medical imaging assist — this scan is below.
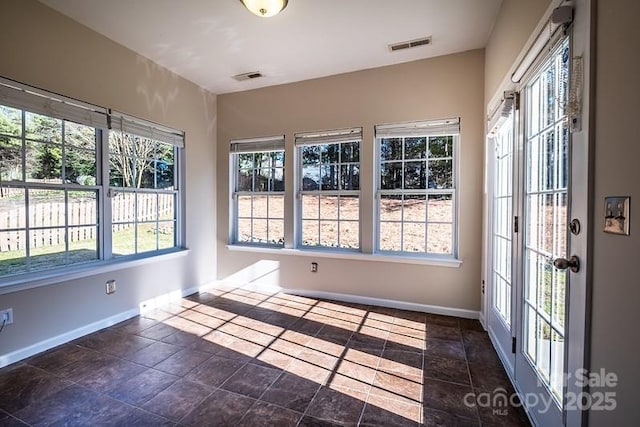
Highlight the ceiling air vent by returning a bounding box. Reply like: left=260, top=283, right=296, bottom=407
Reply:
left=389, top=36, right=432, bottom=52
left=233, top=71, right=263, bottom=82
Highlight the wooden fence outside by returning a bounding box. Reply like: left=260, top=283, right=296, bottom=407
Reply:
left=0, top=193, right=172, bottom=252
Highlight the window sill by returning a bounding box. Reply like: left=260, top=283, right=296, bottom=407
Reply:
left=0, top=249, right=190, bottom=296
left=226, top=245, right=462, bottom=268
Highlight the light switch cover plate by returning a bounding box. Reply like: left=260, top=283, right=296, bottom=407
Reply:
left=604, top=196, right=630, bottom=235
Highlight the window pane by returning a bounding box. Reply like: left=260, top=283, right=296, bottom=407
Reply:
left=321, top=165, right=339, bottom=190
left=29, top=189, right=65, bottom=228
left=137, top=157, right=156, bottom=189
left=68, top=226, right=98, bottom=263
left=252, top=195, right=268, bottom=218
left=65, top=121, right=96, bottom=150
left=0, top=137, right=23, bottom=181
left=0, top=105, right=22, bottom=136
left=429, top=136, right=453, bottom=158
left=273, top=167, right=284, bottom=191
left=237, top=169, right=252, bottom=191
left=379, top=222, right=401, bottom=251
left=339, top=196, right=359, bottom=221
left=238, top=153, right=254, bottom=168
left=238, top=195, right=252, bottom=218
left=137, top=222, right=158, bottom=253
left=25, top=112, right=62, bottom=143
left=302, top=166, right=320, bottom=190
left=403, top=195, right=426, bottom=222
left=428, top=194, right=453, bottom=223
left=68, top=191, right=98, bottom=226
left=319, top=220, right=338, bottom=247
left=27, top=142, right=62, bottom=183
left=271, top=151, right=284, bottom=168
left=137, top=193, right=158, bottom=222
left=254, top=152, right=271, bottom=169
left=340, top=142, right=360, bottom=162
left=268, top=195, right=284, bottom=219
left=339, top=221, right=359, bottom=249
left=158, top=221, right=175, bottom=250
left=404, top=162, right=427, bottom=189
left=380, top=138, right=402, bottom=161
left=268, top=220, right=284, bottom=245
left=155, top=144, right=174, bottom=189
left=158, top=193, right=175, bottom=221
left=380, top=195, right=402, bottom=221
left=302, top=220, right=319, bottom=246
left=428, top=160, right=452, bottom=189
left=321, top=144, right=339, bottom=163
left=380, top=163, right=402, bottom=189
left=301, top=146, right=319, bottom=165
left=320, top=196, right=338, bottom=220
left=427, top=223, right=452, bottom=254
left=112, top=192, right=135, bottom=223
left=237, top=219, right=252, bottom=243
left=403, top=222, right=426, bottom=252
left=405, top=137, right=426, bottom=159
left=66, top=148, right=96, bottom=185
left=340, top=164, right=359, bottom=190
left=0, top=187, right=26, bottom=228
left=29, top=227, right=66, bottom=270
left=0, top=230, right=26, bottom=275
left=302, top=195, right=319, bottom=219
left=252, top=219, right=268, bottom=243
left=255, top=168, right=270, bottom=191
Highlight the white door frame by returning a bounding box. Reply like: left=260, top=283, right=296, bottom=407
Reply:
left=482, top=1, right=593, bottom=426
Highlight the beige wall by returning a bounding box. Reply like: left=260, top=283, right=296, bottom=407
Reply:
left=484, top=0, right=553, bottom=102
left=217, top=50, right=485, bottom=312
left=0, top=0, right=217, bottom=359
left=589, top=0, right=640, bottom=423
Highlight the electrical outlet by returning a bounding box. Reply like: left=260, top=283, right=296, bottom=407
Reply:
left=105, top=280, right=117, bottom=295
left=311, top=262, right=318, bottom=273
left=0, top=308, right=13, bottom=325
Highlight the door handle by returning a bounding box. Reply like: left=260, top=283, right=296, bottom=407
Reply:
left=553, top=255, right=580, bottom=273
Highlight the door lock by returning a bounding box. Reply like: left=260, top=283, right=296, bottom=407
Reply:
left=553, top=255, right=580, bottom=273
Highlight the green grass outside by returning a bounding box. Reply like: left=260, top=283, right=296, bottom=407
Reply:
left=0, top=223, right=175, bottom=276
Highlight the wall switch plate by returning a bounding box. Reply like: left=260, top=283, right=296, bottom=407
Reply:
left=105, top=280, right=117, bottom=295
left=311, top=262, right=318, bottom=273
left=604, top=196, right=630, bottom=235
left=0, top=308, right=13, bottom=325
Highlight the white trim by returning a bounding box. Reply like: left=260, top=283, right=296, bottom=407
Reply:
left=226, top=244, right=462, bottom=267
left=280, top=288, right=479, bottom=319
left=0, top=249, right=190, bottom=295
left=0, top=307, right=139, bottom=369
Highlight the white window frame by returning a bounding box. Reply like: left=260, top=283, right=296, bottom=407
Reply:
left=375, top=118, right=460, bottom=258
left=106, top=111, right=184, bottom=258
left=295, top=127, right=362, bottom=251
left=0, top=77, right=186, bottom=286
left=229, top=135, right=285, bottom=247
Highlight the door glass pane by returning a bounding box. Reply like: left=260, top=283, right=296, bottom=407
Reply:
left=492, top=110, right=514, bottom=326
left=522, top=39, right=570, bottom=405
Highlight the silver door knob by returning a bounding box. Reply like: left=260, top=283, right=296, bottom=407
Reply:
left=553, top=255, right=580, bottom=273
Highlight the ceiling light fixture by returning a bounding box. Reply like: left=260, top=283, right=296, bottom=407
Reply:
left=240, top=0, right=288, bottom=18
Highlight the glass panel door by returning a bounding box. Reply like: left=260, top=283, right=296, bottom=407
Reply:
left=487, top=106, right=517, bottom=374
left=518, top=38, right=570, bottom=426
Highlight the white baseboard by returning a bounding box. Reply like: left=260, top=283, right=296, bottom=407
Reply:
left=0, top=284, right=208, bottom=369
left=0, top=307, right=139, bottom=369
left=280, top=287, right=480, bottom=320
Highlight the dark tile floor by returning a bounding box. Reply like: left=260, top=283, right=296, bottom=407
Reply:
left=0, top=286, right=531, bottom=426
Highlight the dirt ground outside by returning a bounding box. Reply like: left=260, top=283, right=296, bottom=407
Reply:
left=237, top=195, right=453, bottom=254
